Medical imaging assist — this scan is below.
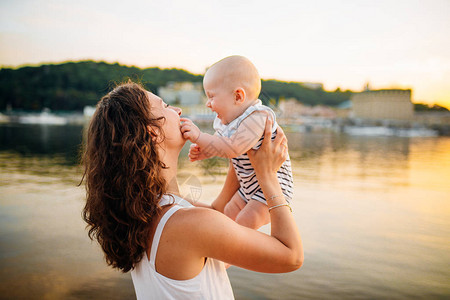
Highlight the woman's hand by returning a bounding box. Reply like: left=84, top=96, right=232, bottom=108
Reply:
left=247, top=117, right=288, bottom=177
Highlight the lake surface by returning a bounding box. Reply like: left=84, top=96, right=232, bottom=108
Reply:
left=0, top=123, right=449, bottom=299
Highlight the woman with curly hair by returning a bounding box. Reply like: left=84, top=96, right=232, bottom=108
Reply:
left=81, top=81, right=303, bottom=299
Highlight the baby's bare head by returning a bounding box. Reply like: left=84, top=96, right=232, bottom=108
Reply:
left=204, top=56, right=261, bottom=101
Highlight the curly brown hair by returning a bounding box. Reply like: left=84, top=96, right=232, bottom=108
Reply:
left=81, top=81, right=167, bottom=272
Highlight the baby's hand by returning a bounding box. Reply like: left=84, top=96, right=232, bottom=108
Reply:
left=180, top=118, right=201, bottom=142
left=188, top=144, right=211, bottom=162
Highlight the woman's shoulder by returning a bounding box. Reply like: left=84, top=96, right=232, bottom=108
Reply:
left=170, top=205, right=223, bottom=223
left=166, top=206, right=233, bottom=236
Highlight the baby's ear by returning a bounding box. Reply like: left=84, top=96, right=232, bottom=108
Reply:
left=234, top=88, right=246, bottom=104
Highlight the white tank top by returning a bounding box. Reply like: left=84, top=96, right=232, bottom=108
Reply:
left=131, top=195, right=235, bottom=299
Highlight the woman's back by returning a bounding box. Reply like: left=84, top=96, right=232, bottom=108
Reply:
left=131, top=195, right=234, bottom=300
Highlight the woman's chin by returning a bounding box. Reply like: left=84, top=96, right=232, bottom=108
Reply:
left=165, top=133, right=187, bottom=152
left=179, top=134, right=189, bottom=148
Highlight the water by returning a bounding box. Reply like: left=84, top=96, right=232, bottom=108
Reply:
left=0, top=123, right=449, bottom=299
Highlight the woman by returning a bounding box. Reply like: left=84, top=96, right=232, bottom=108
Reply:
left=82, top=82, right=303, bottom=299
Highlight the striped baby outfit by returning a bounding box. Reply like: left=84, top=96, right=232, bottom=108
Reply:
left=213, top=100, right=293, bottom=204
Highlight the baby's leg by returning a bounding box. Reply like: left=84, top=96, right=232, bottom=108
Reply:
left=224, top=192, right=246, bottom=221
left=235, top=200, right=270, bottom=230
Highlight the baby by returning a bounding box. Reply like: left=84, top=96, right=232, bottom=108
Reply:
left=180, top=56, right=293, bottom=230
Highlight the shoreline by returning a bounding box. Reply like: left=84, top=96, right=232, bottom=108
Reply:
left=1, top=110, right=449, bottom=136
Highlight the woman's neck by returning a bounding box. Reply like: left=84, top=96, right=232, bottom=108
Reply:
left=158, top=147, right=181, bottom=196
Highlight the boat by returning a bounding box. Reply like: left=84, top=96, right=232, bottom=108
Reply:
left=19, top=110, right=68, bottom=125
left=344, top=126, right=438, bottom=137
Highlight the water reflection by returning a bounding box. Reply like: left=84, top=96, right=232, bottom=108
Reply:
left=286, top=132, right=413, bottom=194
left=1, top=124, right=450, bottom=299
left=0, top=124, right=84, bottom=165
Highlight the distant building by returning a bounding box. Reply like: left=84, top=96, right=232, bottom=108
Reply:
left=279, top=98, right=336, bottom=120
left=158, top=82, right=205, bottom=106
left=416, top=112, right=450, bottom=126
left=83, top=106, right=96, bottom=117
left=337, top=100, right=352, bottom=109
left=351, top=89, right=414, bottom=120
left=300, top=82, right=323, bottom=90
left=335, top=100, right=352, bottom=118
left=278, top=98, right=305, bottom=119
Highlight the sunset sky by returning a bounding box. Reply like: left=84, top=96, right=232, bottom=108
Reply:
left=1, top=0, right=449, bottom=108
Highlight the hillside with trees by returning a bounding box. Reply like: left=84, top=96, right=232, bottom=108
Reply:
left=2, top=61, right=448, bottom=113
left=413, top=103, right=449, bottom=112
left=261, top=80, right=352, bottom=106
left=1, top=60, right=354, bottom=111
left=0, top=61, right=203, bottom=111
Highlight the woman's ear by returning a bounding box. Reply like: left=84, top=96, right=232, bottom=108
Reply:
left=234, top=88, right=246, bottom=104
left=147, top=125, right=160, bottom=141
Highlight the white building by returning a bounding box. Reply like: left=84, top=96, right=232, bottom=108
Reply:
left=351, top=89, right=414, bottom=121
left=301, top=82, right=323, bottom=90
left=158, top=82, right=205, bottom=106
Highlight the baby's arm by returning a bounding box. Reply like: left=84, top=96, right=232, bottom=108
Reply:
left=211, top=162, right=240, bottom=213
left=180, top=112, right=268, bottom=159
left=188, top=144, right=213, bottom=162
left=179, top=120, right=219, bottom=161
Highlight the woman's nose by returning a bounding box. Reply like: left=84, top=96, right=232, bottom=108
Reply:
left=173, top=106, right=182, bottom=116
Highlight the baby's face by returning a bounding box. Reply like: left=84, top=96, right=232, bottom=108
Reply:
left=203, top=75, right=237, bottom=125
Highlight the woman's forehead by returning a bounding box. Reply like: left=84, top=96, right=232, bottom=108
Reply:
left=146, top=91, right=162, bottom=104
